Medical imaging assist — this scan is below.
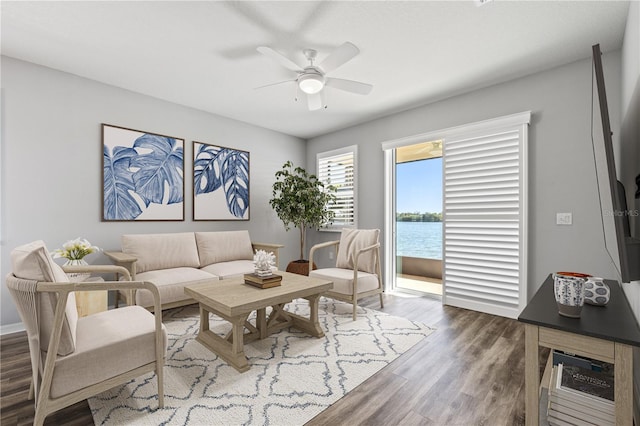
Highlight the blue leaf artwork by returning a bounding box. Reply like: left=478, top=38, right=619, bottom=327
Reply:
left=102, top=124, right=184, bottom=221
left=193, top=141, right=249, bottom=220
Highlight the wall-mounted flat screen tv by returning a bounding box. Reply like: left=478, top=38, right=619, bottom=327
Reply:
left=591, top=44, right=640, bottom=283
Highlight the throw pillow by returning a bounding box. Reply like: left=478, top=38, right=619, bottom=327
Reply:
left=335, top=229, right=380, bottom=274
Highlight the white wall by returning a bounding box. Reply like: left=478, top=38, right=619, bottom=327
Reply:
left=622, top=1, right=639, bottom=117
left=0, top=56, right=305, bottom=328
left=620, top=1, right=640, bottom=420
left=620, top=0, right=640, bottom=242
left=306, top=51, right=622, bottom=300
left=620, top=0, right=640, bottom=322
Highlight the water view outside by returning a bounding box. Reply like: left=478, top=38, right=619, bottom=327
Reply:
left=396, top=156, right=443, bottom=262
left=396, top=221, right=442, bottom=260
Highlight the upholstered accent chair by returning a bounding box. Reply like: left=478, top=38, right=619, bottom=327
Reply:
left=6, top=240, right=167, bottom=426
left=309, top=229, right=384, bottom=320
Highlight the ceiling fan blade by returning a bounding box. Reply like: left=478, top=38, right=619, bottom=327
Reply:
left=318, top=42, right=360, bottom=73
left=256, top=46, right=302, bottom=72
left=325, top=77, right=373, bottom=95
left=307, top=91, right=325, bottom=111
left=254, top=79, right=296, bottom=90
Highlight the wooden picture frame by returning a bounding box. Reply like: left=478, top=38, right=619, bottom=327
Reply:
left=102, top=124, right=185, bottom=221
left=193, top=141, right=249, bottom=221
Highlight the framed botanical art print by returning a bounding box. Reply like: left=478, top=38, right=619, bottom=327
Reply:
left=193, top=141, right=249, bottom=221
left=102, top=124, right=185, bottom=221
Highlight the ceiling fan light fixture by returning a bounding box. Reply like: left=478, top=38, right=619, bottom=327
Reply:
left=298, top=73, right=325, bottom=94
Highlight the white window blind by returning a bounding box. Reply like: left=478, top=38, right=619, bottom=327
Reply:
left=317, top=145, right=357, bottom=230
left=443, top=114, right=529, bottom=319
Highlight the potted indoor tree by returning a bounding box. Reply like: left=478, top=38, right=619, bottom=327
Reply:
left=269, top=161, right=337, bottom=274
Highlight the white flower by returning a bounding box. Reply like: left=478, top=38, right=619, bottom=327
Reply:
left=253, top=249, right=275, bottom=270
left=51, top=237, right=100, bottom=260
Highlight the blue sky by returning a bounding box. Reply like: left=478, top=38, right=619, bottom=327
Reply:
left=396, top=158, right=443, bottom=213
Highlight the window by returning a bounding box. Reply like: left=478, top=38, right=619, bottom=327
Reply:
left=317, top=145, right=357, bottom=230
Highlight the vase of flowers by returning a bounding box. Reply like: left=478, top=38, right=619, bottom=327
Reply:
left=253, top=249, right=276, bottom=277
left=51, top=238, right=100, bottom=282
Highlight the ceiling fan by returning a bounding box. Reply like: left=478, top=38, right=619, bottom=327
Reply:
left=255, top=42, right=373, bottom=111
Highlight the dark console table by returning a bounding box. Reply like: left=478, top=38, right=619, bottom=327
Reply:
left=518, top=274, right=640, bottom=425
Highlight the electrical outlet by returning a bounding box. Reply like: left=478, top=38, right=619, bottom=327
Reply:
left=556, top=212, right=573, bottom=225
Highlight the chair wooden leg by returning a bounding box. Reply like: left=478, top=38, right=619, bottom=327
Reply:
left=33, top=407, right=46, bottom=426
left=352, top=300, right=357, bottom=321
left=28, top=379, right=34, bottom=400
left=379, top=293, right=384, bottom=309
left=157, top=367, right=164, bottom=408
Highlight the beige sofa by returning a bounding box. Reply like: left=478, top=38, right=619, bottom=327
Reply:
left=105, top=231, right=282, bottom=311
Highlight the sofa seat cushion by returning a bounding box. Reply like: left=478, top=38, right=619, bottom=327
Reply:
left=49, top=306, right=167, bottom=399
left=309, top=268, right=379, bottom=295
left=200, top=260, right=258, bottom=279
left=132, top=267, right=218, bottom=307
left=11, top=240, right=78, bottom=356
left=122, top=233, right=200, bottom=274
left=195, top=231, right=254, bottom=267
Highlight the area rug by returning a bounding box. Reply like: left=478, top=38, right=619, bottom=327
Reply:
left=88, top=297, right=435, bottom=425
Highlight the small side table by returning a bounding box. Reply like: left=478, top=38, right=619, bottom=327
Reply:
left=518, top=275, right=640, bottom=425
left=75, top=276, right=107, bottom=317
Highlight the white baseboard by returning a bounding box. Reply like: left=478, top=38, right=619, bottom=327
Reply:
left=0, top=322, right=25, bottom=336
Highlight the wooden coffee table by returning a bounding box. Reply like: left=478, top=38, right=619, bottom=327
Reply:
left=184, top=271, right=333, bottom=372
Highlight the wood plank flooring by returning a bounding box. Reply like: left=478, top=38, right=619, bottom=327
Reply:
left=1, top=292, right=537, bottom=426
left=309, top=293, right=532, bottom=426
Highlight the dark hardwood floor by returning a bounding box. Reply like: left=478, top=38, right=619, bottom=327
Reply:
left=310, top=294, right=537, bottom=426
left=1, top=293, right=538, bottom=425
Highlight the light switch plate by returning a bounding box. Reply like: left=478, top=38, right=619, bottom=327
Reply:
left=556, top=212, right=572, bottom=225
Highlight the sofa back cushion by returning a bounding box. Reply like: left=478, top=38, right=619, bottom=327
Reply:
left=336, top=229, right=380, bottom=274
left=195, top=231, right=254, bottom=267
left=122, top=233, right=200, bottom=273
left=11, top=240, right=78, bottom=356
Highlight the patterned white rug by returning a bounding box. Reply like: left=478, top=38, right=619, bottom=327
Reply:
left=88, top=297, right=435, bottom=425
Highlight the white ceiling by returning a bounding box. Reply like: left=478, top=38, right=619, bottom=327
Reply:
left=1, top=1, right=630, bottom=139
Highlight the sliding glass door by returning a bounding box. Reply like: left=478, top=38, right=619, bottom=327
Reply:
left=383, top=112, right=530, bottom=319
